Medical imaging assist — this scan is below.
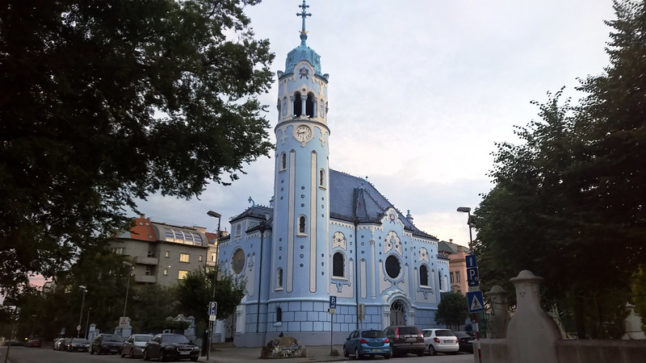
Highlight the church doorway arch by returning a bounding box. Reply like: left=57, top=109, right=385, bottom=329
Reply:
left=390, top=299, right=407, bottom=326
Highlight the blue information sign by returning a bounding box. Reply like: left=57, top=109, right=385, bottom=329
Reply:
left=329, top=296, right=337, bottom=309
left=466, top=291, right=485, bottom=313
left=466, top=254, right=477, bottom=268
left=208, top=301, right=217, bottom=316
left=467, top=267, right=479, bottom=287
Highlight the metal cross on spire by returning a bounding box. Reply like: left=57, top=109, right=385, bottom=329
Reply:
left=297, top=0, right=311, bottom=45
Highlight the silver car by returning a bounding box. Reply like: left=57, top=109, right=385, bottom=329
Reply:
left=121, top=334, right=153, bottom=358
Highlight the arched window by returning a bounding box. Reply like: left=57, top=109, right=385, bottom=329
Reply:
left=319, top=169, right=325, bottom=187
left=281, top=153, right=286, bottom=170
left=420, top=265, right=428, bottom=286
left=306, top=93, right=315, bottom=117
left=298, top=216, right=306, bottom=234
left=293, top=92, right=302, bottom=116
left=276, top=307, right=282, bottom=322
left=282, top=97, right=287, bottom=116
left=277, top=268, right=283, bottom=288
left=333, top=252, right=344, bottom=277
left=438, top=271, right=443, bottom=291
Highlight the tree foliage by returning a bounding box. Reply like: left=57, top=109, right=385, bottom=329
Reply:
left=435, top=292, right=469, bottom=330
left=0, top=0, right=274, bottom=290
left=474, top=0, right=646, bottom=339
left=174, top=268, right=244, bottom=333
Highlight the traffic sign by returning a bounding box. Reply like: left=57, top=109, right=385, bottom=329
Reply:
left=467, top=267, right=479, bottom=287
left=466, top=291, right=485, bottom=313
left=329, top=296, right=337, bottom=309
left=208, top=301, right=217, bottom=321
left=466, top=254, right=477, bottom=268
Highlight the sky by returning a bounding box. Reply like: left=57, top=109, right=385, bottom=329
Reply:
left=137, top=0, right=615, bottom=247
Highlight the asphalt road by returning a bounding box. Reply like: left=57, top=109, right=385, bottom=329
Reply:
left=1, top=345, right=473, bottom=363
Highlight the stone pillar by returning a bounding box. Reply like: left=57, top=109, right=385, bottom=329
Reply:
left=507, top=270, right=559, bottom=363
left=622, top=303, right=646, bottom=340
left=486, top=285, right=509, bottom=338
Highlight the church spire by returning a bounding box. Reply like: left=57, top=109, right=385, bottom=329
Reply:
left=297, top=0, right=311, bottom=46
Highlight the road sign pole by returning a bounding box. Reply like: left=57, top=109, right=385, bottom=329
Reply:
left=330, top=310, right=333, bottom=355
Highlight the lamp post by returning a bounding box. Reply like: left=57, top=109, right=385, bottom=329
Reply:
left=122, top=261, right=134, bottom=318
left=77, top=285, right=87, bottom=338
left=457, top=207, right=474, bottom=249
left=206, top=210, right=222, bottom=360
left=256, top=218, right=269, bottom=336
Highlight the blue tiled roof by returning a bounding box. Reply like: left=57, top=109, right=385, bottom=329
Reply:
left=285, top=44, right=322, bottom=76
left=230, top=205, right=273, bottom=223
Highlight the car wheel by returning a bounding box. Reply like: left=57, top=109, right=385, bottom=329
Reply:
left=143, top=349, right=150, bottom=361
left=354, top=348, right=360, bottom=360
left=428, top=345, right=436, bottom=356
left=343, top=347, right=348, bottom=357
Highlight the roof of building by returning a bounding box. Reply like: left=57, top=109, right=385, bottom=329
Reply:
left=116, top=216, right=209, bottom=247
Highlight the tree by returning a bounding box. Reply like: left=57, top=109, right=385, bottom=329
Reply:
left=435, top=292, right=469, bottom=330
left=175, top=268, right=244, bottom=334
left=129, top=284, right=178, bottom=334
left=0, top=0, right=274, bottom=290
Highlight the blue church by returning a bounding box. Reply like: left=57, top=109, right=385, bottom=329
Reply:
left=214, top=1, right=451, bottom=347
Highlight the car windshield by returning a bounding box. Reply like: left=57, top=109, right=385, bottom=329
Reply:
left=398, top=327, right=420, bottom=335
left=72, top=339, right=88, bottom=343
left=361, top=330, right=386, bottom=338
left=163, top=335, right=189, bottom=344
left=104, top=335, right=123, bottom=342
left=435, top=330, right=455, bottom=337
left=135, top=335, right=153, bottom=342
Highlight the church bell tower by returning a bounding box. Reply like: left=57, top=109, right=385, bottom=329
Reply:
left=271, top=0, right=330, bottom=298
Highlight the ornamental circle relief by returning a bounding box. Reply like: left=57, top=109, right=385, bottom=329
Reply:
left=232, top=248, right=245, bottom=274
left=385, top=255, right=401, bottom=279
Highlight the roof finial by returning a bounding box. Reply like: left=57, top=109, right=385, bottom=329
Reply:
left=297, top=0, right=311, bottom=46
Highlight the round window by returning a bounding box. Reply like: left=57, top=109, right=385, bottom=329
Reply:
left=385, top=255, right=401, bottom=278
left=232, top=249, right=245, bottom=274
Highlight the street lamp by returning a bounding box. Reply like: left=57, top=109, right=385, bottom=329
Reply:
left=122, top=261, right=134, bottom=318
left=77, top=285, right=87, bottom=338
left=206, top=210, right=222, bottom=361
left=256, top=217, right=269, bottom=335
left=457, top=206, right=474, bottom=249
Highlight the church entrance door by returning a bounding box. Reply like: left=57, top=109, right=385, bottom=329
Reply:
left=390, top=300, right=406, bottom=326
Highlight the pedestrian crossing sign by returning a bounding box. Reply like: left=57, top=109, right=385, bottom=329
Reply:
left=466, top=291, right=485, bottom=313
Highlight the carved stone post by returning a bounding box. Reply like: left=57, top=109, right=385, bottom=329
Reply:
left=507, top=270, right=559, bottom=363
left=486, top=285, right=509, bottom=338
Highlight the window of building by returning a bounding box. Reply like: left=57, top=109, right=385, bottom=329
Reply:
left=147, top=250, right=155, bottom=258
left=145, top=266, right=154, bottom=276
left=319, top=169, right=325, bottom=188
left=112, top=247, right=124, bottom=255
left=211, top=254, right=216, bottom=262
left=232, top=249, right=245, bottom=274
left=298, top=216, right=306, bottom=235
left=281, top=153, right=286, bottom=170
left=276, top=307, right=282, bottom=322
left=178, top=270, right=188, bottom=280
left=456, top=271, right=460, bottom=283
left=385, top=255, right=401, bottom=279
left=306, top=93, right=315, bottom=117
left=332, top=252, right=344, bottom=278
left=165, top=250, right=170, bottom=258
left=282, top=97, right=287, bottom=116
left=277, top=268, right=283, bottom=289
left=236, top=224, right=242, bottom=237
left=293, top=92, right=302, bottom=116
left=163, top=268, right=169, bottom=276
left=198, top=255, right=203, bottom=262
left=450, top=272, right=454, bottom=284
left=420, top=265, right=429, bottom=286
left=180, top=253, right=190, bottom=263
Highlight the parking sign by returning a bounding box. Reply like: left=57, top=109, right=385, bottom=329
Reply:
left=329, top=296, right=336, bottom=309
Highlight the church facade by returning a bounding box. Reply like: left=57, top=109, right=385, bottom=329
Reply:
left=214, top=2, right=450, bottom=347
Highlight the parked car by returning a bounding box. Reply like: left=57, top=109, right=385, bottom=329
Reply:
left=454, top=330, right=475, bottom=353
left=24, top=337, right=42, bottom=347
left=90, top=333, right=124, bottom=355
left=422, top=328, right=459, bottom=355
left=383, top=325, right=425, bottom=357
left=121, top=334, right=153, bottom=358
left=53, top=337, right=71, bottom=350
left=67, top=338, right=90, bottom=352
left=143, top=333, right=199, bottom=361
left=343, top=329, right=391, bottom=360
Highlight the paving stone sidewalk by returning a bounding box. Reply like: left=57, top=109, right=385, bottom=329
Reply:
left=206, top=343, right=346, bottom=363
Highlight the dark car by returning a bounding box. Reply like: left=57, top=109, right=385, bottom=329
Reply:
left=143, top=333, right=199, bottom=361
left=343, top=329, right=391, bottom=360
left=90, top=333, right=123, bottom=355
left=454, top=331, right=475, bottom=353
left=383, top=325, right=425, bottom=357
left=67, top=338, right=90, bottom=352
left=121, top=334, right=153, bottom=358
left=24, top=338, right=42, bottom=347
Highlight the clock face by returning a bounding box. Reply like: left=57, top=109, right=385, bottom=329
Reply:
left=294, top=124, right=313, bottom=144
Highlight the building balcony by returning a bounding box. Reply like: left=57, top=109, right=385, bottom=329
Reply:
left=135, top=256, right=159, bottom=265
left=134, top=275, right=156, bottom=283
